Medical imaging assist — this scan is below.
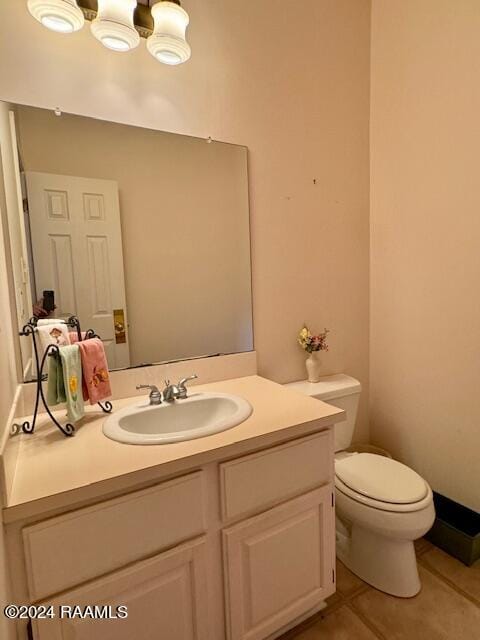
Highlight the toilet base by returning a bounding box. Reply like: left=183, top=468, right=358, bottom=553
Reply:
left=336, top=522, right=421, bottom=598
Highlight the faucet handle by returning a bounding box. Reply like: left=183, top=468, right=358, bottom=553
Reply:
left=136, top=384, right=160, bottom=393
left=177, top=374, right=198, bottom=399
left=178, top=374, right=198, bottom=387
left=136, top=384, right=162, bottom=405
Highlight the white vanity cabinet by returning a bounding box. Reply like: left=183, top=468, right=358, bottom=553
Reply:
left=7, top=428, right=335, bottom=640
left=33, top=538, right=210, bottom=640
left=220, top=431, right=336, bottom=640
left=223, top=486, right=335, bottom=640
left=22, top=472, right=206, bottom=601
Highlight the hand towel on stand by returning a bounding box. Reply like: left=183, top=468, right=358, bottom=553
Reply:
left=59, top=345, right=85, bottom=423
left=37, top=318, right=65, bottom=326
left=69, top=331, right=87, bottom=343
left=36, top=323, right=71, bottom=358
left=77, top=338, right=112, bottom=405
left=68, top=332, right=89, bottom=401
left=47, top=354, right=66, bottom=406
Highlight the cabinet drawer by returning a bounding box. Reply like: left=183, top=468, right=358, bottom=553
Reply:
left=23, top=471, right=206, bottom=601
left=220, top=430, right=333, bottom=521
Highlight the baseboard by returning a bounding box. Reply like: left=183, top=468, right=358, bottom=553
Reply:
left=425, top=492, right=480, bottom=566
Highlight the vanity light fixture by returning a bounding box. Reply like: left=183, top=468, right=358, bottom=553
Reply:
left=26, top=0, right=191, bottom=64
left=147, top=0, right=191, bottom=65
left=27, top=0, right=85, bottom=33
left=91, top=0, right=140, bottom=52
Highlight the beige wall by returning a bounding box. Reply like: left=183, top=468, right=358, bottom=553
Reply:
left=371, top=0, right=480, bottom=511
left=15, top=107, right=253, bottom=366
left=0, top=1, right=370, bottom=440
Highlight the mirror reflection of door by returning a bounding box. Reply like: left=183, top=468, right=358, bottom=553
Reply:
left=25, top=171, right=130, bottom=370
left=10, top=103, right=253, bottom=381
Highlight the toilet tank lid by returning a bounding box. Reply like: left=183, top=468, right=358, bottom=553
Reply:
left=285, top=374, right=361, bottom=401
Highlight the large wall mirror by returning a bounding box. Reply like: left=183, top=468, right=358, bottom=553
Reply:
left=2, top=102, right=253, bottom=381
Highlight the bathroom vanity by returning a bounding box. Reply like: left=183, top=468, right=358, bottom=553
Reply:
left=3, top=376, right=343, bottom=640
left=0, top=100, right=344, bottom=640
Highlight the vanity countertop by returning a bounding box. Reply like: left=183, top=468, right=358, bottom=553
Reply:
left=3, top=375, right=343, bottom=521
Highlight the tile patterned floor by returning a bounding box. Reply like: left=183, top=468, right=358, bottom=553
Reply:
left=279, top=540, right=480, bottom=640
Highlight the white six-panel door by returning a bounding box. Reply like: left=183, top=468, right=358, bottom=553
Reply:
left=25, top=171, right=130, bottom=369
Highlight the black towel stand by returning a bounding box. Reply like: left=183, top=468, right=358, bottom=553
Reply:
left=17, top=316, right=113, bottom=438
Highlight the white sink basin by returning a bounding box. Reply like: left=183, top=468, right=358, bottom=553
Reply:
left=103, top=392, right=253, bottom=445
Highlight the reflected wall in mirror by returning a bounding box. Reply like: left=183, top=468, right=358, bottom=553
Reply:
left=4, top=103, right=253, bottom=381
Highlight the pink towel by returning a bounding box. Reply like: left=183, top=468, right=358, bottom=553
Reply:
left=77, top=338, right=112, bottom=405
left=69, top=331, right=87, bottom=343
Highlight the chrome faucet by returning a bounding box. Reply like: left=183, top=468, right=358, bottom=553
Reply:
left=177, top=374, right=198, bottom=398
left=136, top=384, right=162, bottom=405
left=163, top=374, right=198, bottom=402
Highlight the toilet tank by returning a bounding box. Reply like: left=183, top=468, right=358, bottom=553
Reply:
left=285, top=374, right=362, bottom=452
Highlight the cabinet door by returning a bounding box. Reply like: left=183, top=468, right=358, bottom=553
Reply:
left=33, top=537, right=209, bottom=640
left=223, top=486, right=335, bottom=640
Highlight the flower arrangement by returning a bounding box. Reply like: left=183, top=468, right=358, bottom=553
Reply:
left=297, top=326, right=329, bottom=353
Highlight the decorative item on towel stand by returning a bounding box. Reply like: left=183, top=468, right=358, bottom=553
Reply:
left=16, top=315, right=113, bottom=438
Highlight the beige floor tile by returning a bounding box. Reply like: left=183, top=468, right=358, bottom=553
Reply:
left=291, top=606, right=379, bottom=640
left=351, top=565, right=480, bottom=640
left=414, top=537, right=433, bottom=556
left=336, top=560, right=367, bottom=597
left=324, top=591, right=343, bottom=610
left=421, top=547, right=480, bottom=602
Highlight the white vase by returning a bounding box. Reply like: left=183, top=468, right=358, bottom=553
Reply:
left=305, top=351, right=322, bottom=383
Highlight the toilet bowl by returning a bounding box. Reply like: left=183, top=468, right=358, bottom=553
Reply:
left=286, top=375, right=435, bottom=598
left=334, top=452, right=435, bottom=596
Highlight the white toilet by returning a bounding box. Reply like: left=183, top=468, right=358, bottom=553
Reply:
left=286, top=374, right=435, bottom=598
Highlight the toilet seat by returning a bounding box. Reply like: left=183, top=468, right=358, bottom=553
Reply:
left=335, top=453, right=430, bottom=513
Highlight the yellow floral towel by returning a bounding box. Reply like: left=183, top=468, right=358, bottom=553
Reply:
left=58, top=345, right=85, bottom=423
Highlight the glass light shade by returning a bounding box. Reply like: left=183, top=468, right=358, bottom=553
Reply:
left=91, top=0, right=140, bottom=52
left=27, top=0, right=85, bottom=33
left=147, top=1, right=191, bottom=66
